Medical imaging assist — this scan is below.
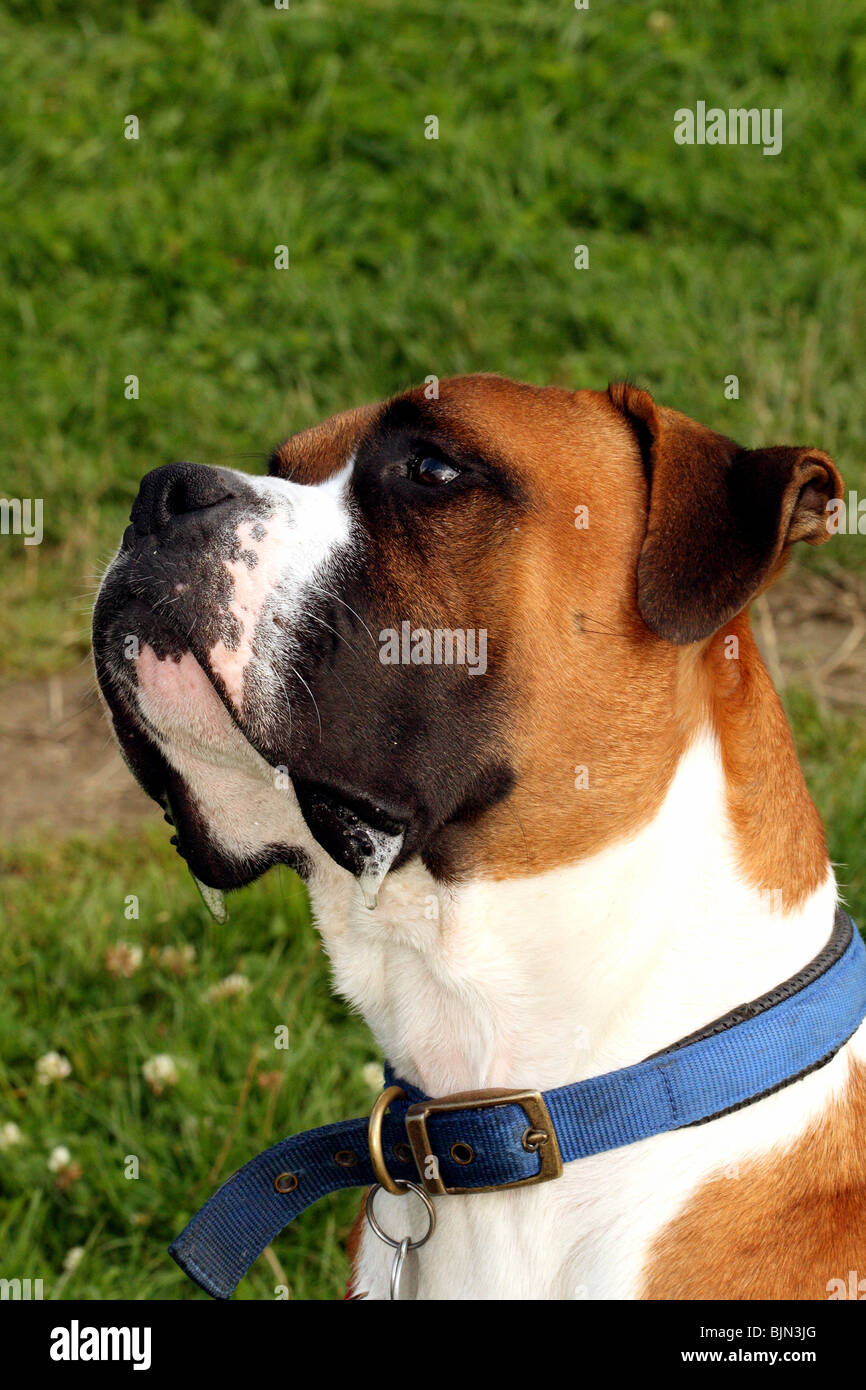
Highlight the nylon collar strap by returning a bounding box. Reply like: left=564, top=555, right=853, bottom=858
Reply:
left=170, top=907, right=866, bottom=1299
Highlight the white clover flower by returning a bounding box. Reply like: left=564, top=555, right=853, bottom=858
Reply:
left=0, top=1121, right=22, bottom=1149
left=142, top=1054, right=179, bottom=1094
left=158, top=944, right=196, bottom=976
left=48, top=1145, right=72, bottom=1172
left=63, top=1246, right=85, bottom=1274
left=36, top=1051, right=72, bottom=1085
left=104, top=942, right=144, bottom=978
left=202, top=973, right=252, bottom=1003
left=362, top=1062, right=384, bottom=1091
left=648, top=10, right=673, bottom=34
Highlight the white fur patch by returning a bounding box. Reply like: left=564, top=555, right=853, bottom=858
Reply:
left=339, top=735, right=862, bottom=1299
left=207, top=461, right=356, bottom=720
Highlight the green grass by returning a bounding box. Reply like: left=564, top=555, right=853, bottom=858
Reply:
left=0, top=826, right=377, bottom=1299
left=2, top=0, right=866, bottom=674
left=1, top=0, right=865, bottom=1300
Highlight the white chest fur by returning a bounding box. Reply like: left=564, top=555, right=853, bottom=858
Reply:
left=308, top=735, right=862, bottom=1299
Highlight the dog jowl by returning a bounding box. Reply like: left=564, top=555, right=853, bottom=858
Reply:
left=92, top=374, right=842, bottom=916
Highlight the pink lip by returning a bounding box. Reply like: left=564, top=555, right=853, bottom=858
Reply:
left=135, top=645, right=232, bottom=742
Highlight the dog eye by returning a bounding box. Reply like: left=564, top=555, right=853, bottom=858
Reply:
left=408, top=456, right=460, bottom=486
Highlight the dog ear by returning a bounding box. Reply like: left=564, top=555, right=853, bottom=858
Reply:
left=608, top=383, right=843, bottom=644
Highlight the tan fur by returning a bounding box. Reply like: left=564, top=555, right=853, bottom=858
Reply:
left=642, top=1060, right=866, bottom=1299
left=345, top=1200, right=367, bottom=1299
left=703, top=615, right=829, bottom=908
left=271, top=403, right=380, bottom=484
left=269, top=375, right=833, bottom=898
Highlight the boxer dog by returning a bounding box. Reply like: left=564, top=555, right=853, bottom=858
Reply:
left=93, top=375, right=866, bottom=1299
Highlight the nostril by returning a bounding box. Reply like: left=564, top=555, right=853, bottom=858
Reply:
left=163, top=476, right=234, bottom=519
left=164, top=478, right=191, bottom=518
left=130, top=462, right=236, bottom=537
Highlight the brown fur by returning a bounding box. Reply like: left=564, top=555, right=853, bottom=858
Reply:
left=269, top=375, right=839, bottom=899
left=270, top=403, right=380, bottom=485
left=345, top=1200, right=367, bottom=1299
left=702, top=616, right=829, bottom=907
left=642, top=1060, right=866, bottom=1299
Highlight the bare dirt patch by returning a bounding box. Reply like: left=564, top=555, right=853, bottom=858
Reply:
left=0, top=563, right=863, bottom=840
left=0, top=665, right=152, bottom=839
left=754, top=565, right=866, bottom=714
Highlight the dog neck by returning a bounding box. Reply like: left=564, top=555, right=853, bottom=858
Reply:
left=310, top=630, right=836, bottom=1098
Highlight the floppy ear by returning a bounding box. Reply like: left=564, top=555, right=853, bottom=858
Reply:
left=609, top=383, right=844, bottom=644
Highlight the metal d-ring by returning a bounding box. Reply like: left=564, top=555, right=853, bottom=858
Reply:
left=367, top=1084, right=407, bottom=1195
left=365, top=1180, right=437, bottom=1250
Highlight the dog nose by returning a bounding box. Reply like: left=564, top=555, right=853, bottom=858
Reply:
left=129, top=462, right=236, bottom=538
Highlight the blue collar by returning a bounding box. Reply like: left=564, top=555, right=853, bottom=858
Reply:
left=170, top=907, right=866, bottom=1299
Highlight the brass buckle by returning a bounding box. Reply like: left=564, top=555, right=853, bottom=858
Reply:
left=368, top=1085, right=407, bottom=1195
left=404, top=1088, right=563, bottom=1196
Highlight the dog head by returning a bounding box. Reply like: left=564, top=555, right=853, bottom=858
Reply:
left=92, top=375, right=841, bottom=908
